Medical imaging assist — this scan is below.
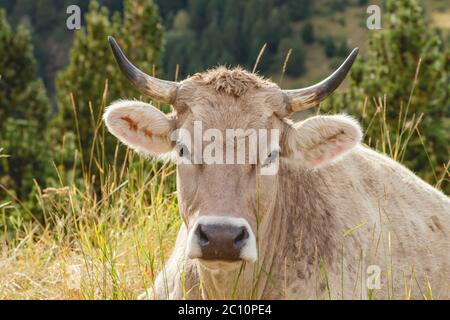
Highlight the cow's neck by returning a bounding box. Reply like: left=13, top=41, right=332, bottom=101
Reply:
left=257, top=162, right=338, bottom=298
left=266, top=162, right=339, bottom=298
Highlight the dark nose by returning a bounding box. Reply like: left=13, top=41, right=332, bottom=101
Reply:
left=196, top=223, right=250, bottom=261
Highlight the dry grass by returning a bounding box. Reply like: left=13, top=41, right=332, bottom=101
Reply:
left=0, top=89, right=182, bottom=299
left=0, top=155, right=180, bottom=300
left=0, top=149, right=182, bottom=299
left=431, top=11, right=450, bottom=29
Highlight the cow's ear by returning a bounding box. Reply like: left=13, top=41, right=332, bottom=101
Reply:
left=287, top=115, right=362, bottom=168
left=104, top=100, right=175, bottom=155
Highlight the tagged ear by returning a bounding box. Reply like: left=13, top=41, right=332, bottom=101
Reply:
left=103, top=100, right=174, bottom=155
left=288, top=115, right=363, bottom=168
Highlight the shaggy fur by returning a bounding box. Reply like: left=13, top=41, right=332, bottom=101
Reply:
left=189, top=66, right=275, bottom=97
left=104, top=67, right=450, bottom=300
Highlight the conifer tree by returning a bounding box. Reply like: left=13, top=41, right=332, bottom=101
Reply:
left=56, top=0, right=164, bottom=167
left=0, top=9, right=51, bottom=199
left=331, top=0, right=449, bottom=192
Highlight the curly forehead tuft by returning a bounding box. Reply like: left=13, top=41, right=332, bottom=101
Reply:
left=188, top=66, right=276, bottom=97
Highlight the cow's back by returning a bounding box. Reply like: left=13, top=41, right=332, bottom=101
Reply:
left=317, top=145, right=450, bottom=299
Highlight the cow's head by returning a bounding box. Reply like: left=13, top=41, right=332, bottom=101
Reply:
left=104, top=37, right=362, bottom=270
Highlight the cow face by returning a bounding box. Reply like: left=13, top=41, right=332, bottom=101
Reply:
left=103, top=37, right=362, bottom=269
left=173, top=80, right=286, bottom=268
left=104, top=92, right=362, bottom=269
left=104, top=82, right=286, bottom=268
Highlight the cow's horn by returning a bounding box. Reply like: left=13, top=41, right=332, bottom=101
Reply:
left=283, top=48, right=359, bottom=113
left=108, top=36, right=178, bottom=104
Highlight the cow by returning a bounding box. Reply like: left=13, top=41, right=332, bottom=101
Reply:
left=104, top=37, right=450, bottom=300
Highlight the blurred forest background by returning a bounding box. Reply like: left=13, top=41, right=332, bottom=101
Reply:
left=0, top=0, right=449, bottom=228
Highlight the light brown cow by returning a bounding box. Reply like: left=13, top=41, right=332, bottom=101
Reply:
left=104, top=37, right=450, bottom=300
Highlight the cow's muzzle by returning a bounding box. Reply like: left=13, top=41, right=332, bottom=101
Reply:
left=187, top=216, right=257, bottom=264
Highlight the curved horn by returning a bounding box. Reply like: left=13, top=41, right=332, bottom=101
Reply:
left=283, top=48, right=359, bottom=113
left=108, top=36, right=178, bottom=104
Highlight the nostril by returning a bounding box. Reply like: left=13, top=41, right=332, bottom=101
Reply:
left=198, top=225, right=209, bottom=246
left=234, top=227, right=249, bottom=248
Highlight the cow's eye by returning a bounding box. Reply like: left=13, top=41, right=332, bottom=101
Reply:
left=177, top=143, right=191, bottom=159
left=262, top=149, right=280, bottom=167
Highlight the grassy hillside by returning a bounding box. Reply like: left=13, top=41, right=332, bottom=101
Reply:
left=0, top=0, right=448, bottom=92
left=284, top=0, right=450, bottom=89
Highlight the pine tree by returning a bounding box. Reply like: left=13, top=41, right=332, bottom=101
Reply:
left=0, top=9, right=51, bottom=200
left=55, top=0, right=165, bottom=168
left=331, top=0, right=449, bottom=192
left=301, top=21, right=315, bottom=44
left=286, top=0, right=312, bottom=20
left=119, top=0, right=164, bottom=69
